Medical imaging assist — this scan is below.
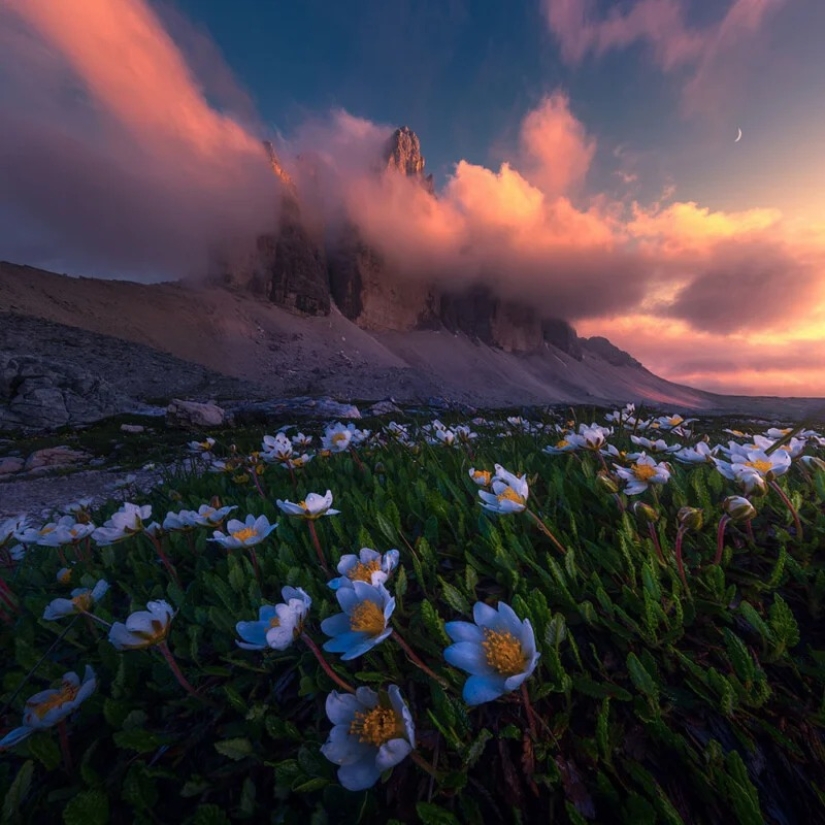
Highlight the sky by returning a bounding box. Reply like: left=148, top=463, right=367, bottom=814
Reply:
left=0, top=0, right=823, bottom=397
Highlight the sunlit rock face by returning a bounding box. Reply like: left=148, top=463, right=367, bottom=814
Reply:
left=326, top=126, right=439, bottom=330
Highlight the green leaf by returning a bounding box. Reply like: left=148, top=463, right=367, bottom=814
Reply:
left=374, top=510, right=398, bottom=545
left=112, top=729, right=172, bottom=754
left=27, top=732, right=61, bottom=771
left=416, top=801, right=461, bottom=825
left=62, top=790, right=109, bottom=825
left=193, top=805, right=231, bottom=825
left=724, top=750, right=763, bottom=825
left=462, top=728, right=492, bottom=768
left=3, top=760, right=33, bottom=822
left=214, top=737, right=255, bottom=761
left=627, top=652, right=659, bottom=703
left=438, top=577, right=470, bottom=615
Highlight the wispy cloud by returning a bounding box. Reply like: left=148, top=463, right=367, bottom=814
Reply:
left=542, top=0, right=788, bottom=117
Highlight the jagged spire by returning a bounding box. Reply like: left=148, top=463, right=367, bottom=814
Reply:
left=384, top=126, right=434, bottom=195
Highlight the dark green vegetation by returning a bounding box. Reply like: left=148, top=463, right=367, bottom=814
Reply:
left=1, top=408, right=824, bottom=824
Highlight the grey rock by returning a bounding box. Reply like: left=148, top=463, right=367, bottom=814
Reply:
left=366, top=399, right=403, bottom=416
left=384, top=126, right=435, bottom=195
left=166, top=399, right=227, bottom=428
left=0, top=456, right=24, bottom=475
left=583, top=337, right=642, bottom=368
left=25, top=446, right=92, bottom=472
left=228, top=396, right=361, bottom=426
left=120, top=424, right=146, bottom=433
left=542, top=319, right=584, bottom=360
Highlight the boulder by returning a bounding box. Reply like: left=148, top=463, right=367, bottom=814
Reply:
left=166, top=399, right=227, bottom=428
left=0, top=354, right=127, bottom=431
left=0, top=456, right=24, bottom=476
left=24, top=446, right=92, bottom=472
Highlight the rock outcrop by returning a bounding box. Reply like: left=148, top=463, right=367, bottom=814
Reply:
left=0, top=354, right=128, bottom=430
left=582, top=336, right=642, bottom=368
left=215, top=128, right=626, bottom=361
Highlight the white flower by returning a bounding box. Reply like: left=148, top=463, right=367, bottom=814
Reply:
left=322, top=582, right=395, bottom=660
left=276, top=490, right=340, bottom=520
left=0, top=666, right=96, bottom=750
left=92, top=503, right=152, bottom=545
left=614, top=453, right=671, bottom=495
left=262, top=433, right=293, bottom=463
left=43, top=580, right=109, bottom=620
left=35, top=516, right=96, bottom=547
left=444, top=601, right=540, bottom=706
left=321, top=685, right=415, bottom=791
left=211, top=515, right=277, bottom=550
left=328, top=548, right=400, bottom=590
left=1, top=516, right=27, bottom=546
left=108, top=600, right=174, bottom=650
left=478, top=464, right=529, bottom=514
left=235, top=587, right=312, bottom=651
left=322, top=423, right=353, bottom=453
left=674, top=442, right=718, bottom=464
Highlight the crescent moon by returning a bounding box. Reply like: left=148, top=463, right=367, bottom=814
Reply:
left=735, top=128, right=742, bottom=142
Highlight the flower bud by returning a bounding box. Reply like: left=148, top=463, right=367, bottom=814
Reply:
left=723, top=495, right=757, bottom=523
left=800, top=455, right=825, bottom=472
left=632, top=501, right=659, bottom=524
left=677, top=506, right=703, bottom=531
left=738, top=472, right=767, bottom=496
left=595, top=472, right=619, bottom=495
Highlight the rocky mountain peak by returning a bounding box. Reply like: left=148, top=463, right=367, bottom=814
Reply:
left=384, top=126, right=435, bottom=195
left=262, top=140, right=298, bottom=201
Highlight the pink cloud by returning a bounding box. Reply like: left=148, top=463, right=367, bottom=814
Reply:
left=0, top=0, right=277, bottom=278
left=542, top=0, right=788, bottom=117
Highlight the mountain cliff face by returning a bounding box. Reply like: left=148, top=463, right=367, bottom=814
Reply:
left=215, top=128, right=640, bottom=368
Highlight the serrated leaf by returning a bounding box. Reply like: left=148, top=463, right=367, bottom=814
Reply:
left=215, top=737, right=254, bottom=761
left=62, top=790, right=109, bottom=825
left=3, top=760, right=33, bottom=822
left=438, top=577, right=470, bottom=615
left=627, top=652, right=659, bottom=703
left=416, top=801, right=461, bottom=825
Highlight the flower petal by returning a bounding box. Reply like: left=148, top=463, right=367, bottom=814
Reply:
left=375, top=738, right=412, bottom=772
left=337, top=758, right=382, bottom=791
left=444, top=641, right=493, bottom=676
left=462, top=674, right=507, bottom=706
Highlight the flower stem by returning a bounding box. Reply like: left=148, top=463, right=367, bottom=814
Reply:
left=524, top=509, right=567, bottom=555
left=248, top=546, right=261, bottom=583
left=392, top=630, right=448, bottom=687
left=409, top=749, right=438, bottom=778
left=715, top=515, right=730, bottom=565
left=648, top=522, right=665, bottom=565
left=157, top=641, right=199, bottom=698
left=251, top=466, right=268, bottom=500
left=521, top=683, right=539, bottom=742
left=144, top=534, right=180, bottom=587
left=301, top=634, right=355, bottom=693
left=349, top=447, right=365, bottom=472
left=306, top=520, right=331, bottom=576
left=770, top=480, right=803, bottom=541
left=674, top=525, right=690, bottom=593
left=58, top=719, right=73, bottom=773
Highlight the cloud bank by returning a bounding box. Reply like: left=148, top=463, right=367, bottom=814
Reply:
left=0, top=0, right=277, bottom=279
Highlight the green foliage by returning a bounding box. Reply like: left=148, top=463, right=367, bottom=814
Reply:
left=1, top=407, right=824, bottom=823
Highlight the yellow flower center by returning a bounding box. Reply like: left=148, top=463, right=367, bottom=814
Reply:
left=127, top=619, right=169, bottom=648
left=348, top=559, right=382, bottom=583
left=482, top=628, right=527, bottom=676
left=349, top=600, right=386, bottom=635
left=269, top=616, right=281, bottom=629
left=29, top=680, right=80, bottom=720
left=745, top=460, right=773, bottom=475
left=58, top=569, right=72, bottom=584
left=632, top=463, right=657, bottom=482
left=349, top=706, right=402, bottom=747
left=39, top=526, right=55, bottom=535
left=232, top=527, right=258, bottom=542
left=473, top=470, right=491, bottom=485
left=668, top=417, right=682, bottom=426
left=332, top=433, right=348, bottom=445
left=497, top=487, right=525, bottom=506
left=556, top=439, right=569, bottom=449
left=71, top=593, right=93, bottom=612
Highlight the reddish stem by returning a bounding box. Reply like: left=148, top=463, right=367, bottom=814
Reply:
left=157, top=641, right=199, bottom=698
left=674, top=525, right=689, bottom=592
left=392, top=630, right=448, bottom=686
left=58, top=719, right=73, bottom=773
left=251, top=466, right=268, bottom=500
left=144, top=534, right=180, bottom=587
left=306, top=520, right=331, bottom=575
left=248, top=546, right=261, bottom=582
left=524, top=509, right=567, bottom=555
left=521, top=683, right=539, bottom=742
left=301, top=634, right=355, bottom=693
left=745, top=519, right=755, bottom=543
left=715, top=515, right=730, bottom=565
left=349, top=447, right=365, bottom=472
left=648, top=523, right=665, bottom=565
